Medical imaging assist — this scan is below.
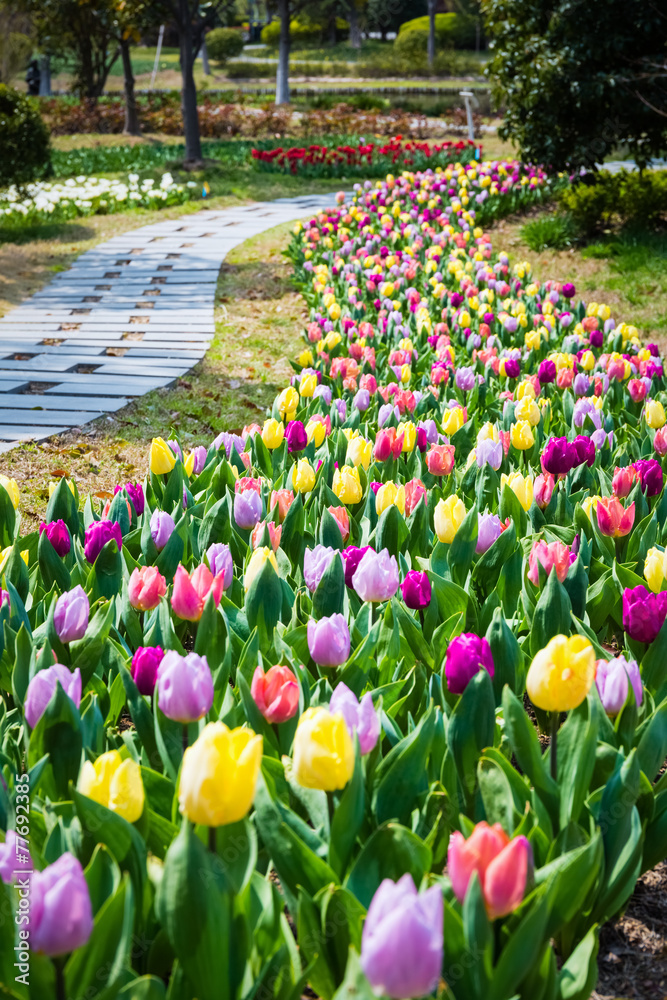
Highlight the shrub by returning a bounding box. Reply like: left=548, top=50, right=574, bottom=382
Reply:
left=559, top=170, right=667, bottom=234
left=396, top=13, right=476, bottom=49
left=521, top=213, right=579, bottom=251
left=226, top=59, right=350, bottom=78
left=0, top=85, right=51, bottom=188
left=207, top=28, right=245, bottom=63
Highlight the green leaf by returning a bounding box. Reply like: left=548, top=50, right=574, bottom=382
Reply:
left=28, top=681, right=82, bottom=799
left=531, top=570, right=572, bottom=655
left=73, top=787, right=147, bottom=903
left=64, top=876, right=134, bottom=1000
left=489, top=887, right=549, bottom=1000
left=345, top=822, right=432, bottom=910
left=449, top=503, right=478, bottom=587
left=312, top=549, right=345, bottom=619
left=373, top=706, right=436, bottom=825
left=502, top=686, right=559, bottom=825
left=447, top=669, right=495, bottom=808
left=329, top=746, right=364, bottom=879
left=556, top=925, right=599, bottom=1000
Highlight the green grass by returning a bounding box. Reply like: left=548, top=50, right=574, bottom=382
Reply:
left=521, top=213, right=579, bottom=252
left=581, top=229, right=667, bottom=336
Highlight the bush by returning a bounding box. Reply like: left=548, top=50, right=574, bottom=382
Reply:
left=226, top=60, right=350, bottom=78
left=0, top=85, right=51, bottom=188
left=559, top=170, right=667, bottom=234
left=357, top=50, right=477, bottom=77
left=396, top=13, right=476, bottom=49
left=261, top=17, right=349, bottom=47
left=521, top=213, right=579, bottom=251
left=207, top=28, right=245, bottom=63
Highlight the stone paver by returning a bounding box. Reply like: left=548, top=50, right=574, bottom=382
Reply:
left=0, top=193, right=340, bottom=447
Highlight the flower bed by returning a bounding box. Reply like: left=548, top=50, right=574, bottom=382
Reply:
left=0, top=161, right=665, bottom=999
left=251, top=136, right=480, bottom=176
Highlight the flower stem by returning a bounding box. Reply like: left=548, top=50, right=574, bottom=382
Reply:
left=550, top=711, right=559, bottom=781
left=55, top=959, right=66, bottom=1000
left=208, top=825, right=217, bottom=854
left=182, top=724, right=189, bottom=756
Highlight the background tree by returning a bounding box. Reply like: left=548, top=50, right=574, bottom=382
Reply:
left=111, top=0, right=164, bottom=135
left=26, top=0, right=119, bottom=99
left=366, top=0, right=426, bottom=39
left=482, top=0, right=667, bottom=170
left=0, top=1, right=32, bottom=84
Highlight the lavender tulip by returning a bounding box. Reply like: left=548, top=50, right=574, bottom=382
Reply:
left=84, top=520, right=122, bottom=563
left=352, top=548, right=399, bottom=603
left=419, top=419, right=438, bottom=444
left=307, top=614, right=350, bottom=667
left=304, top=545, right=341, bottom=593
left=234, top=489, right=263, bottom=530
left=150, top=509, right=176, bottom=551
left=330, top=682, right=380, bottom=754
left=455, top=366, right=476, bottom=392
left=28, top=853, right=93, bottom=956
left=157, top=651, right=214, bottom=723
left=476, top=513, right=504, bottom=554
left=189, top=446, right=207, bottom=476
left=206, top=543, right=233, bottom=589
left=53, top=585, right=89, bottom=643
left=596, top=656, right=643, bottom=716
left=476, top=438, right=503, bottom=470
left=213, top=431, right=245, bottom=458
left=341, top=545, right=371, bottom=588
left=360, top=874, right=443, bottom=1000
left=0, top=830, right=32, bottom=884
left=24, top=665, right=82, bottom=729
left=445, top=633, right=495, bottom=694
left=314, top=384, right=332, bottom=405
left=573, top=373, right=590, bottom=396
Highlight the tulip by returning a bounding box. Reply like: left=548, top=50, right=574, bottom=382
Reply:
left=202, top=544, right=232, bottom=592
left=327, top=505, right=350, bottom=541
left=404, top=479, right=427, bottom=516
left=128, top=565, right=167, bottom=611
left=542, top=436, right=575, bottom=476
left=515, top=396, right=541, bottom=426
left=307, top=613, right=351, bottom=667
left=53, top=585, right=89, bottom=643
left=236, top=476, right=261, bottom=495
left=533, top=472, right=555, bottom=510
left=285, top=420, right=308, bottom=453
left=300, top=372, right=318, bottom=397
left=400, top=570, right=431, bottom=610
left=397, top=421, right=417, bottom=452
left=434, top=495, right=466, bottom=543
left=251, top=520, right=281, bottom=552
left=262, top=418, right=285, bottom=450
left=171, top=564, right=225, bottom=621
left=39, top=519, right=71, bottom=557
left=251, top=664, right=300, bottom=724
left=654, top=427, right=667, bottom=456
left=476, top=438, right=503, bottom=470
left=150, top=437, right=177, bottom=475
left=277, top=386, right=299, bottom=421
left=634, top=458, right=664, bottom=497
left=360, top=874, right=443, bottom=1000
left=0, top=830, right=32, bottom=884
left=330, top=683, right=380, bottom=754
left=538, top=359, right=556, bottom=384
left=179, top=721, right=263, bottom=826
left=448, top=822, right=531, bottom=920
left=304, top=545, right=341, bottom=592
left=84, top=520, right=122, bottom=563
left=150, top=509, right=176, bottom=551
left=374, top=427, right=402, bottom=462
left=622, top=585, right=667, bottom=643
left=244, top=546, right=279, bottom=592
left=612, top=465, right=640, bottom=499
left=168, top=439, right=182, bottom=462
left=341, top=545, right=371, bottom=588
left=270, top=489, right=295, bottom=522
left=500, top=471, right=533, bottom=511
left=0, top=475, right=19, bottom=508
left=131, top=645, right=164, bottom=697
left=527, top=540, right=573, bottom=586
left=293, top=707, right=354, bottom=791
left=445, top=633, right=494, bottom=694
left=306, top=415, right=329, bottom=447
left=347, top=435, right=372, bottom=470
left=442, top=406, right=465, bottom=436
left=510, top=419, right=534, bottom=451
left=644, top=546, right=667, bottom=593
left=234, top=488, right=263, bottom=530
left=292, top=458, right=316, bottom=493
left=27, top=854, right=93, bottom=956
left=596, top=497, right=635, bottom=537
left=645, top=399, right=666, bottom=429
left=79, top=749, right=144, bottom=822
left=476, top=512, right=506, bottom=554
left=352, top=548, right=399, bottom=603
left=527, top=634, right=596, bottom=712
left=157, top=651, right=214, bottom=722
left=572, top=434, right=595, bottom=468
left=596, top=656, right=643, bottom=716
left=333, top=465, right=363, bottom=504
left=375, top=482, right=405, bottom=517
left=24, top=664, right=82, bottom=729
left=184, top=446, right=207, bottom=478
left=426, top=444, right=455, bottom=476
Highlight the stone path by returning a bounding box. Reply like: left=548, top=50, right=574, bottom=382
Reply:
left=0, top=192, right=340, bottom=451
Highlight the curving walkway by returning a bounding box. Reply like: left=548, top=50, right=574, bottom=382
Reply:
left=0, top=192, right=340, bottom=451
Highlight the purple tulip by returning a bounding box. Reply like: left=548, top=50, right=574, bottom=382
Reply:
left=341, top=545, right=371, bottom=588
left=445, top=632, right=495, bottom=694
left=596, top=656, right=643, bottom=716
left=400, top=571, right=431, bottom=610
left=572, top=434, right=595, bottom=468
left=476, top=438, right=503, bottom=470
left=24, top=665, right=82, bottom=729
left=562, top=282, right=576, bottom=298
left=307, top=613, right=350, bottom=667
left=189, top=446, right=208, bottom=476
left=28, top=853, right=93, bottom=956
left=634, top=459, right=663, bottom=497
left=416, top=427, right=428, bottom=453
left=360, top=874, right=443, bottom=1000
left=0, top=830, right=32, bottom=884
left=503, top=317, right=518, bottom=336
left=84, top=520, right=122, bottom=564
left=314, top=384, right=332, bottom=405
left=285, top=420, right=308, bottom=453
left=206, top=543, right=233, bottom=589
left=115, top=481, right=145, bottom=515
left=504, top=358, right=520, bottom=378
left=352, top=548, right=399, bottom=603
left=476, top=513, right=504, bottom=554
left=419, top=419, right=438, bottom=445
left=39, top=519, right=71, bottom=557
left=157, top=651, right=214, bottom=723
left=542, top=436, right=575, bottom=476
left=131, top=646, right=164, bottom=697
left=234, top=489, right=263, bottom=530
left=0, top=589, right=9, bottom=611
left=213, top=431, right=245, bottom=458
left=168, top=440, right=182, bottom=461
left=354, top=389, right=371, bottom=411
left=53, top=585, right=89, bottom=643
left=330, top=682, right=380, bottom=754
left=622, top=586, right=667, bottom=644
left=335, top=399, right=347, bottom=422
left=378, top=403, right=395, bottom=427
left=150, top=509, right=176, bottom=551
left=590, top=329, right=604, bottom=348
left=573, top=373, right=590, bottom=396
left=455, top=366, right=476, bottom=392
left=304, top=545, right=341, bottom=593
left=538, top=359, right=557, bottom=384
left=573, top=398, right=602, bottom=430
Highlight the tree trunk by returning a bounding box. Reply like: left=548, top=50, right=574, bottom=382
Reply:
left=348, top=2, right=361, bottom=49
left=200, top=35, right=211, bottom=75
left=38, top=55, right=51, bottom=96
left=275, top=0, right=290, bottom=105
left=121, top=39, right=141, bottom=135
left=328, top=12, right=336, bottom=47
left=427, top=0, right=436, bottom=68
left=178, top=0, right=203, bottom=163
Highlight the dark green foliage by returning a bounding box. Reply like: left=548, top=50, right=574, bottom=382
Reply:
left=521, top=213, right=579, bottom=251
left=0, top=84, right=51, bottom=187
left=395, top=13, right=477, bottom=51
left=206, top=27, right=245, bottom=62
left=560, top=170, right=667, bottom=234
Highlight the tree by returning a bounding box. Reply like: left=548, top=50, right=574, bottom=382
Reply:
left=366, top=0, right=426, bottom=39
left=427, top=0, right=436, bottom=67
left=0, top=2, right=32, bottom=84
left=111, top=1, right=164, bottom=136
left=482, top=0, right=667, bottom=171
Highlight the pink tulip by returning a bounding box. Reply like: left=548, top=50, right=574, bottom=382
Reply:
left=251, top=665, right=300, bottom=723
left=527, top=540, right=572, bottom=586
left=171, top=564, right=225, bottom=622
left=128, top=566, right=167, bottom=611
left=597, top=497, right=635, bottom=537
left=533, top=472, right=555, bottom=509
left=612, top=465, right=640, bottom=499
left=426, top=444, right=455, bottom=476
left=447, top=821, right=531, bottom=920
left=628, top=378, right=647, bottom=403
left=654, top=427, right=667, bottom=457
left=404, top=479, right=427, bottom=516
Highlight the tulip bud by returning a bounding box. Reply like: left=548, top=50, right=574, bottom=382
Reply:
left=434, top=495, right=466, bottom=543
left=448, top=822, right=531, bottom=921
left=270, top=489, right=295, bottom=522
left=527, top=634, right=596, bottom=711
left=128, top=565, right=167, bottom=611
left=262, top=418, right=285, bottom=450
left=27, top=854, right=93, bottom=956
left=304, top=545, right=341, bottom=593
left=533, top=472, right=555, bottom=509
left=327, top=504, right=350, bottom=541
left=234, top=488, right=263, bottom=530
left=426, top=444, right=455, bottom=476
left=293, top=707, right=354, bottom=791
left=244, top=546, right=279, bottom=592
left=307, top=613, right=350, bottom=667
left=53, top=585, right=89, bottom=643
left=330, top=682, right=380, bottom=754
left=24, top=664, right=82, bottom=729
left=527, top=540, right=573, bottom=587
left=39, top=519, right=71, bottom=557
left=179, top=721, right=263, bottom=826
left=352, top=548, right=399, bottom=603
left=157, top=651, right=214, bottom=723
left=84, top=520, right=122, bottom=563
left=79, top=749, right=144, bottom=823
left=596, top=497, right=635, bottom=537
left=444, top=633, right=494, bottom=694
left=251, top=664, right=300, bottom=724
left=206, top=543, right=233, bottom=588
left=596, top=656, right=643, bottom=716
left=375, top=482, right=405, bottom=517
left=622, top=585, right=667, bottom=643
left=131, top=645, right=164, bottom=697
left=292, top=458, right=316, bottom=493
left=150, top=437, right=177, bottom=475
left=150, top=509, right=176, bottom=551
left=332, top=465, right=362, bottom=504
left=171, top=564, right=225, bottom=621
left=400, top=570, right=431, bottom=610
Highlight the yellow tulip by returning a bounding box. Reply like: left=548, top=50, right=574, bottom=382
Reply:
left=580, top=350, right=595, bottom=371
left=434, top=495, right=466, bottom=543
left=0, top=476, right=19, bottom=509
left=516, top=380, right=537, bottom=401
left=0, top=547, right=28, bottom=573
left=245, top=546, right=279, bottom=592
left=644, top=546, right=667, bottom=593
left=442, top=407, right=465, bottom=437
left=501, top=471, right=533, bottom=511
left=582, top=495, right=601, bottom=519
left=179, top=722, right=262, bottom=826
left=332, top=466, right=362, bottom=505
left=398, top=421, right=417, bottom=452
left=79, top=750, right=144, bottom=824
left=525, top=329, right=541, bottom=351
left=300, top=373, right=318, bottom=398
left=514, top=398, right=541, bottom=427
left=375, top=482, right=405, bottom=517
left=292, top=707, right=354, bottom=792
left=306, top=418, right=326, bottom=448
left=292, top=458, right=316, bottom=493
left=527, top=635, right=596, bottom=711
left=645, top=400, right=666, bottom=429
left=262, top=418, right=285, bottom=450
left=277, top=386, right=299, bottom=421
left=346, top=436, right=372, bottom=471
left=511, top=420, right=535, bottom=450
left=150, top=438, right=177, bottom=476
left=298, top=349, right=314, bottom=367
